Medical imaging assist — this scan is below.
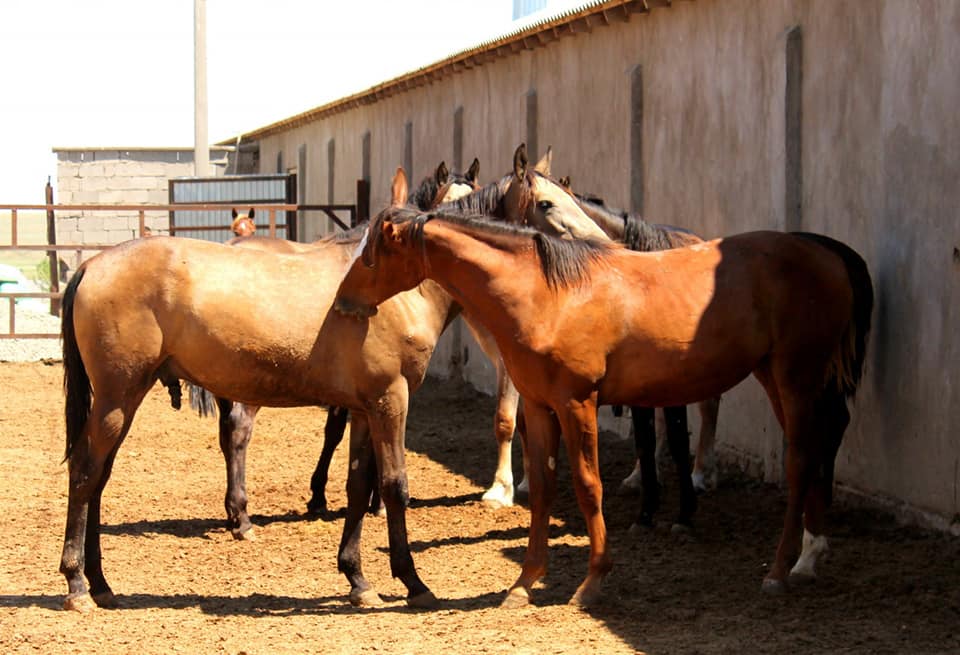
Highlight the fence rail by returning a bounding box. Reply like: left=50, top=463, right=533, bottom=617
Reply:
left=0, top=202, right=319, bottom=339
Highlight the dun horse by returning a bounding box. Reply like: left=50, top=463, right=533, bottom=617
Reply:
left=333, top=207, right=873, bottom=607
left=196, top=161, right=483, bottom=538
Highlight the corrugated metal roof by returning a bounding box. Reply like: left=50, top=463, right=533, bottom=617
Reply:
left=225, top=0, right=679, bottom=144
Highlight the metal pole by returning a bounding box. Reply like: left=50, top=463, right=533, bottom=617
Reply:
left=194, top=0, right=210, bottom=177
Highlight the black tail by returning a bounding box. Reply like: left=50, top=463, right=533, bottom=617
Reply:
left=62, top=268, right=90, bottom=463
left=795, top=232, right=874, bottom=399
left=188, top=383, right=218, bottom=418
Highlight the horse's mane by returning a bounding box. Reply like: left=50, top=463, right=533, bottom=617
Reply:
left=575, top=196, right=677, bottom=252
left=436, top=173, right=516, bottom=218
left=372, top=205, right=613, bottom=290
left=316, top=222, right=368, bottom=245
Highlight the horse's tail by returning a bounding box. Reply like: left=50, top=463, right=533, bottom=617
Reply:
left=188, top=383, right=218, bottom=418
left=796, top=232, right=874, bottom=399
left=62, top=268, right=90, bottom=463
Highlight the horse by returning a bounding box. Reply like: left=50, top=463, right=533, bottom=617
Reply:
left=441, top=144, right=703, bottom=530
left=230, top=208, right=257, bottom=237
left=521, top=149, right=723, bottom=524
left=333, top=206, right=873, bottom=607
left=57, top=156, right=587, bottom=612
left=193, top=161, right=484, bottom=539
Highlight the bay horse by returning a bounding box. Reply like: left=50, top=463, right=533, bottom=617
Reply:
left=333, top=207, right=873, bottom=606
left=194, top=161, right=484, bottom=538
left=502, top=146, right=717, bottom=532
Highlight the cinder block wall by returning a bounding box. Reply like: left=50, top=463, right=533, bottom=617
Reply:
left=54, top=148, right=228, bottom=270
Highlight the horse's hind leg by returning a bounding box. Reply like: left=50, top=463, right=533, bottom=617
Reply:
left=61, top=395, right=142, bottom=611
left=628, top=406, right=660, bottom=528
left=337, top=412, right=383, bottom=606
left=790, top=391, right=850, bottom=584
left=307, top=406, right=349, bottom=516
left=217, top=398, right=259, bottom=539
left=692, top=396, right=720, bottom=492
left=482, top=368, right=520, bottom=507
left=663, top=405, right=697, bottom=531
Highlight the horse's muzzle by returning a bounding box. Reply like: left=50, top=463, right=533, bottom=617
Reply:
left=333, top=296, right=378, bottom=319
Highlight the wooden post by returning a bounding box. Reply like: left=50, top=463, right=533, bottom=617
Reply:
left=45, top=179, right=60, bottom=316
left=355, top=179, right=370, bottom=226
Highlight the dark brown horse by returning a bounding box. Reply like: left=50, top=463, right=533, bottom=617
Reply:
left=333, top=206, right=872, bottom=607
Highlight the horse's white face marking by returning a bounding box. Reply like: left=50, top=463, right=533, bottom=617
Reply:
left=531, top=177, right=610, bottom=242
left=348, top=229, right=369, bottom=268
left=442, top=182, right=474, bottom=204
left=351, top=459, right=360, bottom=471
left=548, top=456, right=556, bottom=471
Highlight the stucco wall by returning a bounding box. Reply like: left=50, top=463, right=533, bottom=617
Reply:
left=254, top=0, right=960, bottom=524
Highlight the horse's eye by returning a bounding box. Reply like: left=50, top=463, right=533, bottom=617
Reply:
left=536, top=200, right=553, bottom=213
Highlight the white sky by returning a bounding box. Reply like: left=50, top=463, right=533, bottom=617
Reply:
left=0, top=0, right=584, bottom=204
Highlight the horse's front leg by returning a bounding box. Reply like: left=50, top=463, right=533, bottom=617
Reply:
left=369, top=384, right=437, bottom=608
left=503, top=400, right=560, bottom=608
left=482, top=364, right=521, bottom=507
left=663, top=404, right=697, bottom=530
left=558, top=393, right=612, bottom=607
left=629, top=406, right=660, bottom=528
left=307, top=406, right=349, bottom=516
left=336, top=412, right=383, bottom=606
left=217, top=399, right=259, bottom=540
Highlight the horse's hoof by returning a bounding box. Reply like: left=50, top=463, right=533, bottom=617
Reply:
left=349, top=588, right=384, bottom=607
left=481, top=486, right=514, bottom=508
left=501, top=588, right=530, bottom=609
left=91, top=589, right=118, bottom=609
left=570, top=579, right=604, bottom=608
left=232, top=526, right=256, bottom=541
left=407, top=590, right=440, bottom=609
left=691, top=471, right=708, bottom=493
left=306, top=500, right=327, bottom=516
left=761, top=577, right=788, bottom=595
left=63, top=592, right=97, bottom=613
left=628, top=521, right=654, bottom=536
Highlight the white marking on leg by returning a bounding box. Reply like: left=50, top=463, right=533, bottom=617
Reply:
left=547, top=456, right=556, bottom=471
left=790, top=528, right=829, bottom=579
left=350, top=459, right=359, bottom=471
left=620, top=458, right=643, bottom=491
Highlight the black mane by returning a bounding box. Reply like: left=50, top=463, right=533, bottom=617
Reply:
left=373, top=205, right=613, bottom=289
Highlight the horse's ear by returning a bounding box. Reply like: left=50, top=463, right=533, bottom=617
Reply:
left=466, top=158, right=480, bottom=184
left=391, top=167, right=408, bottom=207
left=513, top=143, right=528, bottom=181
left=232, top=208, right=238, bottom=219
left=559, top=175, right=571, bottom=191
left=248, top=208, right=255, bottom=219
left=435, top=161, right=449, bottom=186
left=534, top=146, right=552, bottom=176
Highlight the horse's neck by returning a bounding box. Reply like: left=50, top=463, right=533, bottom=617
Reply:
left=579, top=202, right=627, bottom=241
left=421, top=223, right=531, bottom=340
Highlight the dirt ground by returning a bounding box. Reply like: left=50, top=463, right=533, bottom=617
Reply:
left=1, top=361, right=958, bottom=655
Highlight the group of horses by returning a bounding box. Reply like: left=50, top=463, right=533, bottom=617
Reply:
left=57, top=144, right=873, bottom=612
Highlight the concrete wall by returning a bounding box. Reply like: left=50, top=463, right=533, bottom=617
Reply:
left=253, top=0, right=960, bottom=525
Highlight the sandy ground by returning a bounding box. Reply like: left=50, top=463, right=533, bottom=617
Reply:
left=1, top=361, right=958, bottom=654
